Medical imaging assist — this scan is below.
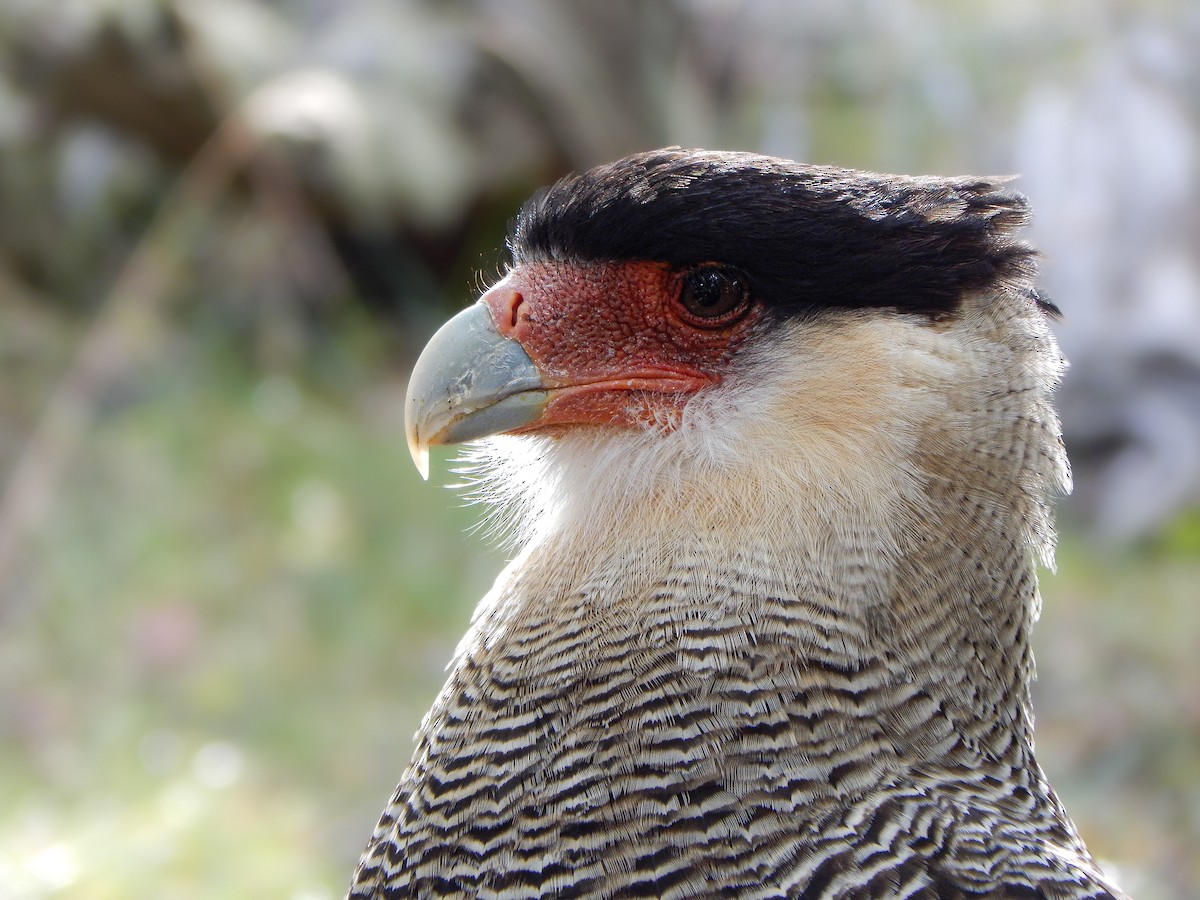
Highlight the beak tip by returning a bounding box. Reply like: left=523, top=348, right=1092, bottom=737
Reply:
left=408, top=435, right=431, bottom=481
left=406, top=406, right=430, bottom=479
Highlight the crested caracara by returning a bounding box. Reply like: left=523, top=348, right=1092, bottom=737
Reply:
left=349, top=148, right=1129, bottom=899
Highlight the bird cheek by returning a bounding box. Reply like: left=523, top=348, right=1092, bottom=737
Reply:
left=477, top=264, right=720, bottom=432
left=484, top=261, right=750, bottom=389
left=482, top=263, right=663, bottom=382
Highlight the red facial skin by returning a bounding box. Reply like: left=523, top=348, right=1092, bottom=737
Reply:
left=481, top=260, right=766, bottom=433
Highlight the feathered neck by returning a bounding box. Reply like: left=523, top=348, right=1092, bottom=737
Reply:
left=454, top=292, right=1070, bottom=767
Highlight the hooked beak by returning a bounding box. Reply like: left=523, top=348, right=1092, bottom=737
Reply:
left=404, top=302, right=550, bottom=479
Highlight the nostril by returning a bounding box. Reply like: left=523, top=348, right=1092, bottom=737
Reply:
left=483, top=285, right=528, bottom=336
left=505, top=290, right=526, bottom=330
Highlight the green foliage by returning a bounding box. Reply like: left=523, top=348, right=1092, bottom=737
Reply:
left=1034, top=535, right=1200, bottom=899
left=0, top=326, right=501, bottom=898
left=1151, top=508, right=1200, bottom=558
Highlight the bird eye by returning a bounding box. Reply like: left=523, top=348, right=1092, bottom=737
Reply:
left=677, top=265, right=750, bottom=325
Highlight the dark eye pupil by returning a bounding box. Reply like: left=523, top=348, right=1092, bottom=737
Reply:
left=680, top=266, right=747, bottom=321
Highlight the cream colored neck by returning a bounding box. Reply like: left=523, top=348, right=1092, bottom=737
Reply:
left=459, top=295, right=1068, bottom=776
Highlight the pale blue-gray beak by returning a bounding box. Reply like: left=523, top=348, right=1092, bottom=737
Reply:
left=404, top=302, right=550, bottom=479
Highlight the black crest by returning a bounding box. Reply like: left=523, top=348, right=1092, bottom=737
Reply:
left=510, top=148, right=1050, bottom=320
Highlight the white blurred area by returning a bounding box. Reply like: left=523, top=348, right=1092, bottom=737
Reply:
left=1015, top=23, right=1200, bottom=541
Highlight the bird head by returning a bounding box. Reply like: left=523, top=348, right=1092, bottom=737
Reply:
left=406, top=148, right=1068, bottom=561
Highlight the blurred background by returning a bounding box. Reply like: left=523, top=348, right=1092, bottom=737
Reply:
left=0, top=0, right=1197, bottom=897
